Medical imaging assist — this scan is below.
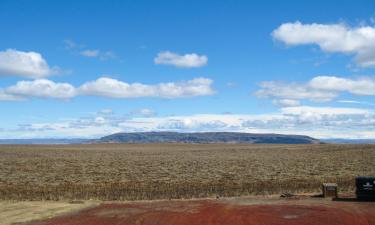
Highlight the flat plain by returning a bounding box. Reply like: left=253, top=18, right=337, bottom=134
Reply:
left=0, top=144, right=374, bottom=201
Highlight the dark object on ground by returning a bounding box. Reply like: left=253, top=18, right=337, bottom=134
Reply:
left=69, top=200, right=85, bottom=204
left=280, top=192, right=294, bottom=198
left=356, top=176, right=375, bottom=200
left=96, top=132, right=320, bottom=144
left=322, top=183, right=338, bottom=198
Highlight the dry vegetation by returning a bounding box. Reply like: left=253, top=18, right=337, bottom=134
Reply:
left=0, top=200, right=98, bottom=225
left=0, top=144, right=374, bottom=201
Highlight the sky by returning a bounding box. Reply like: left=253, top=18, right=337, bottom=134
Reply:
left=1, top=0, right=375, bottom=139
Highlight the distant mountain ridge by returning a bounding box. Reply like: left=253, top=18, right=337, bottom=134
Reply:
left=96, top=132, right=320, bottom=144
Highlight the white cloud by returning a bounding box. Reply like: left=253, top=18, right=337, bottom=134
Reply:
left=12, top=121, right=123, bottom=139
left=80, top=50, right=99, bottom=57
left=5, top=79, right=76, bottom=99
left=5, top=106, right=375, bottom=139
left=132, top=108, right=157, bottom=117
left=65, top=40, right=116, bottom=60
left=272, top=21, right=375, bottom=67
left=272, top=99, right=300, bottom=107
left=80, top=50, right=116, bottom=60
left=154, top=51, right=208, bottom=68
left=0, top=49, right=55, bottom=78
left=0, top=90, right=24, bottom=101
left=99, top=51, right=116, bottom=60
left=64, top=39, right=79, bottom=49
left=338, top=100, right=363, bottom=104
left=256, top=75, right=375, bottom=103
left=281, top=106, right=368, bottom=117
left=78, top=77, right=215, bottom=98
left=226, top=82, right=237, bottom=88
left=309, top=76, right=375, bottom=95
left=94, top=116, right=106, bottom=125
left=0, top=77, right=215, bottom=101
left=99, top=109, right=113, bottom=115
left=338, top=100, right=375, bottom=106
left=255, top=80, right=337, bottom=102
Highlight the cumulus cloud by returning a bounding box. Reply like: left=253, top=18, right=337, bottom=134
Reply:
left=78, top=77, right=215, bottom=98
left=154, top=51, right=208, bottom=68
left=5, top=106, right=375, bottom=139
left=0, top=49, right=55, bottom=78
left=256, top=75, right=375, bottom=103
left=272, top=21, right=375, bottom=67
left=0, top=90, right=24, bottom=101
left=78, top=78, right=153, bottom=98
left=309, top=76, right=375, bottom=95
left=0, top=77, right=215, bottom=101
left=5, top=79, right=76, bottom=99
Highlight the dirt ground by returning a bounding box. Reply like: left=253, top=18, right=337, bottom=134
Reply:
left=24, top=196, right=375, bottom=225
left=0, top=200, right=99, bottom=225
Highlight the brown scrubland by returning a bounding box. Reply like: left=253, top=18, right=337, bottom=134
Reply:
left=0, top=144, right=374, bottom=201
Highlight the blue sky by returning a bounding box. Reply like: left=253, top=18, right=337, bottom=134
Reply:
left=1, top=0, right=375, bottom=139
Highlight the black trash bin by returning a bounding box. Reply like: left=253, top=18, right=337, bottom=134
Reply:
left=356, top=176, right=375, bottom=200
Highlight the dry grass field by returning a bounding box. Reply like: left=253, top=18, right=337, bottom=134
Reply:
left=0, top=144, right=374, bottom=201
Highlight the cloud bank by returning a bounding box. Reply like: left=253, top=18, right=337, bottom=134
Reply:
left=79, top=77, right=214, bottom=98
left=5, top=79, right=76, bottom=99
left=0, top=77, right=215, bottom=100
left=4, top=106, right=375, bottom=139
left=256, top=75, right=375, bottom=104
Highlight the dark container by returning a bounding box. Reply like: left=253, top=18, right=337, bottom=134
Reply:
left=356, top=176, right=375, bottom=200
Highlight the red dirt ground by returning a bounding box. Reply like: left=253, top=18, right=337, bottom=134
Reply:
left=29, top=198, right=375, bottom=225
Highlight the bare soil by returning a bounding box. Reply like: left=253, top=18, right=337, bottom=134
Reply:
left=27, top=196, right=375, bottom=225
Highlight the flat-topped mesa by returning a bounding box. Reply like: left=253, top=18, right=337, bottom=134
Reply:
left=96, top=132, right=321, bottom=144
